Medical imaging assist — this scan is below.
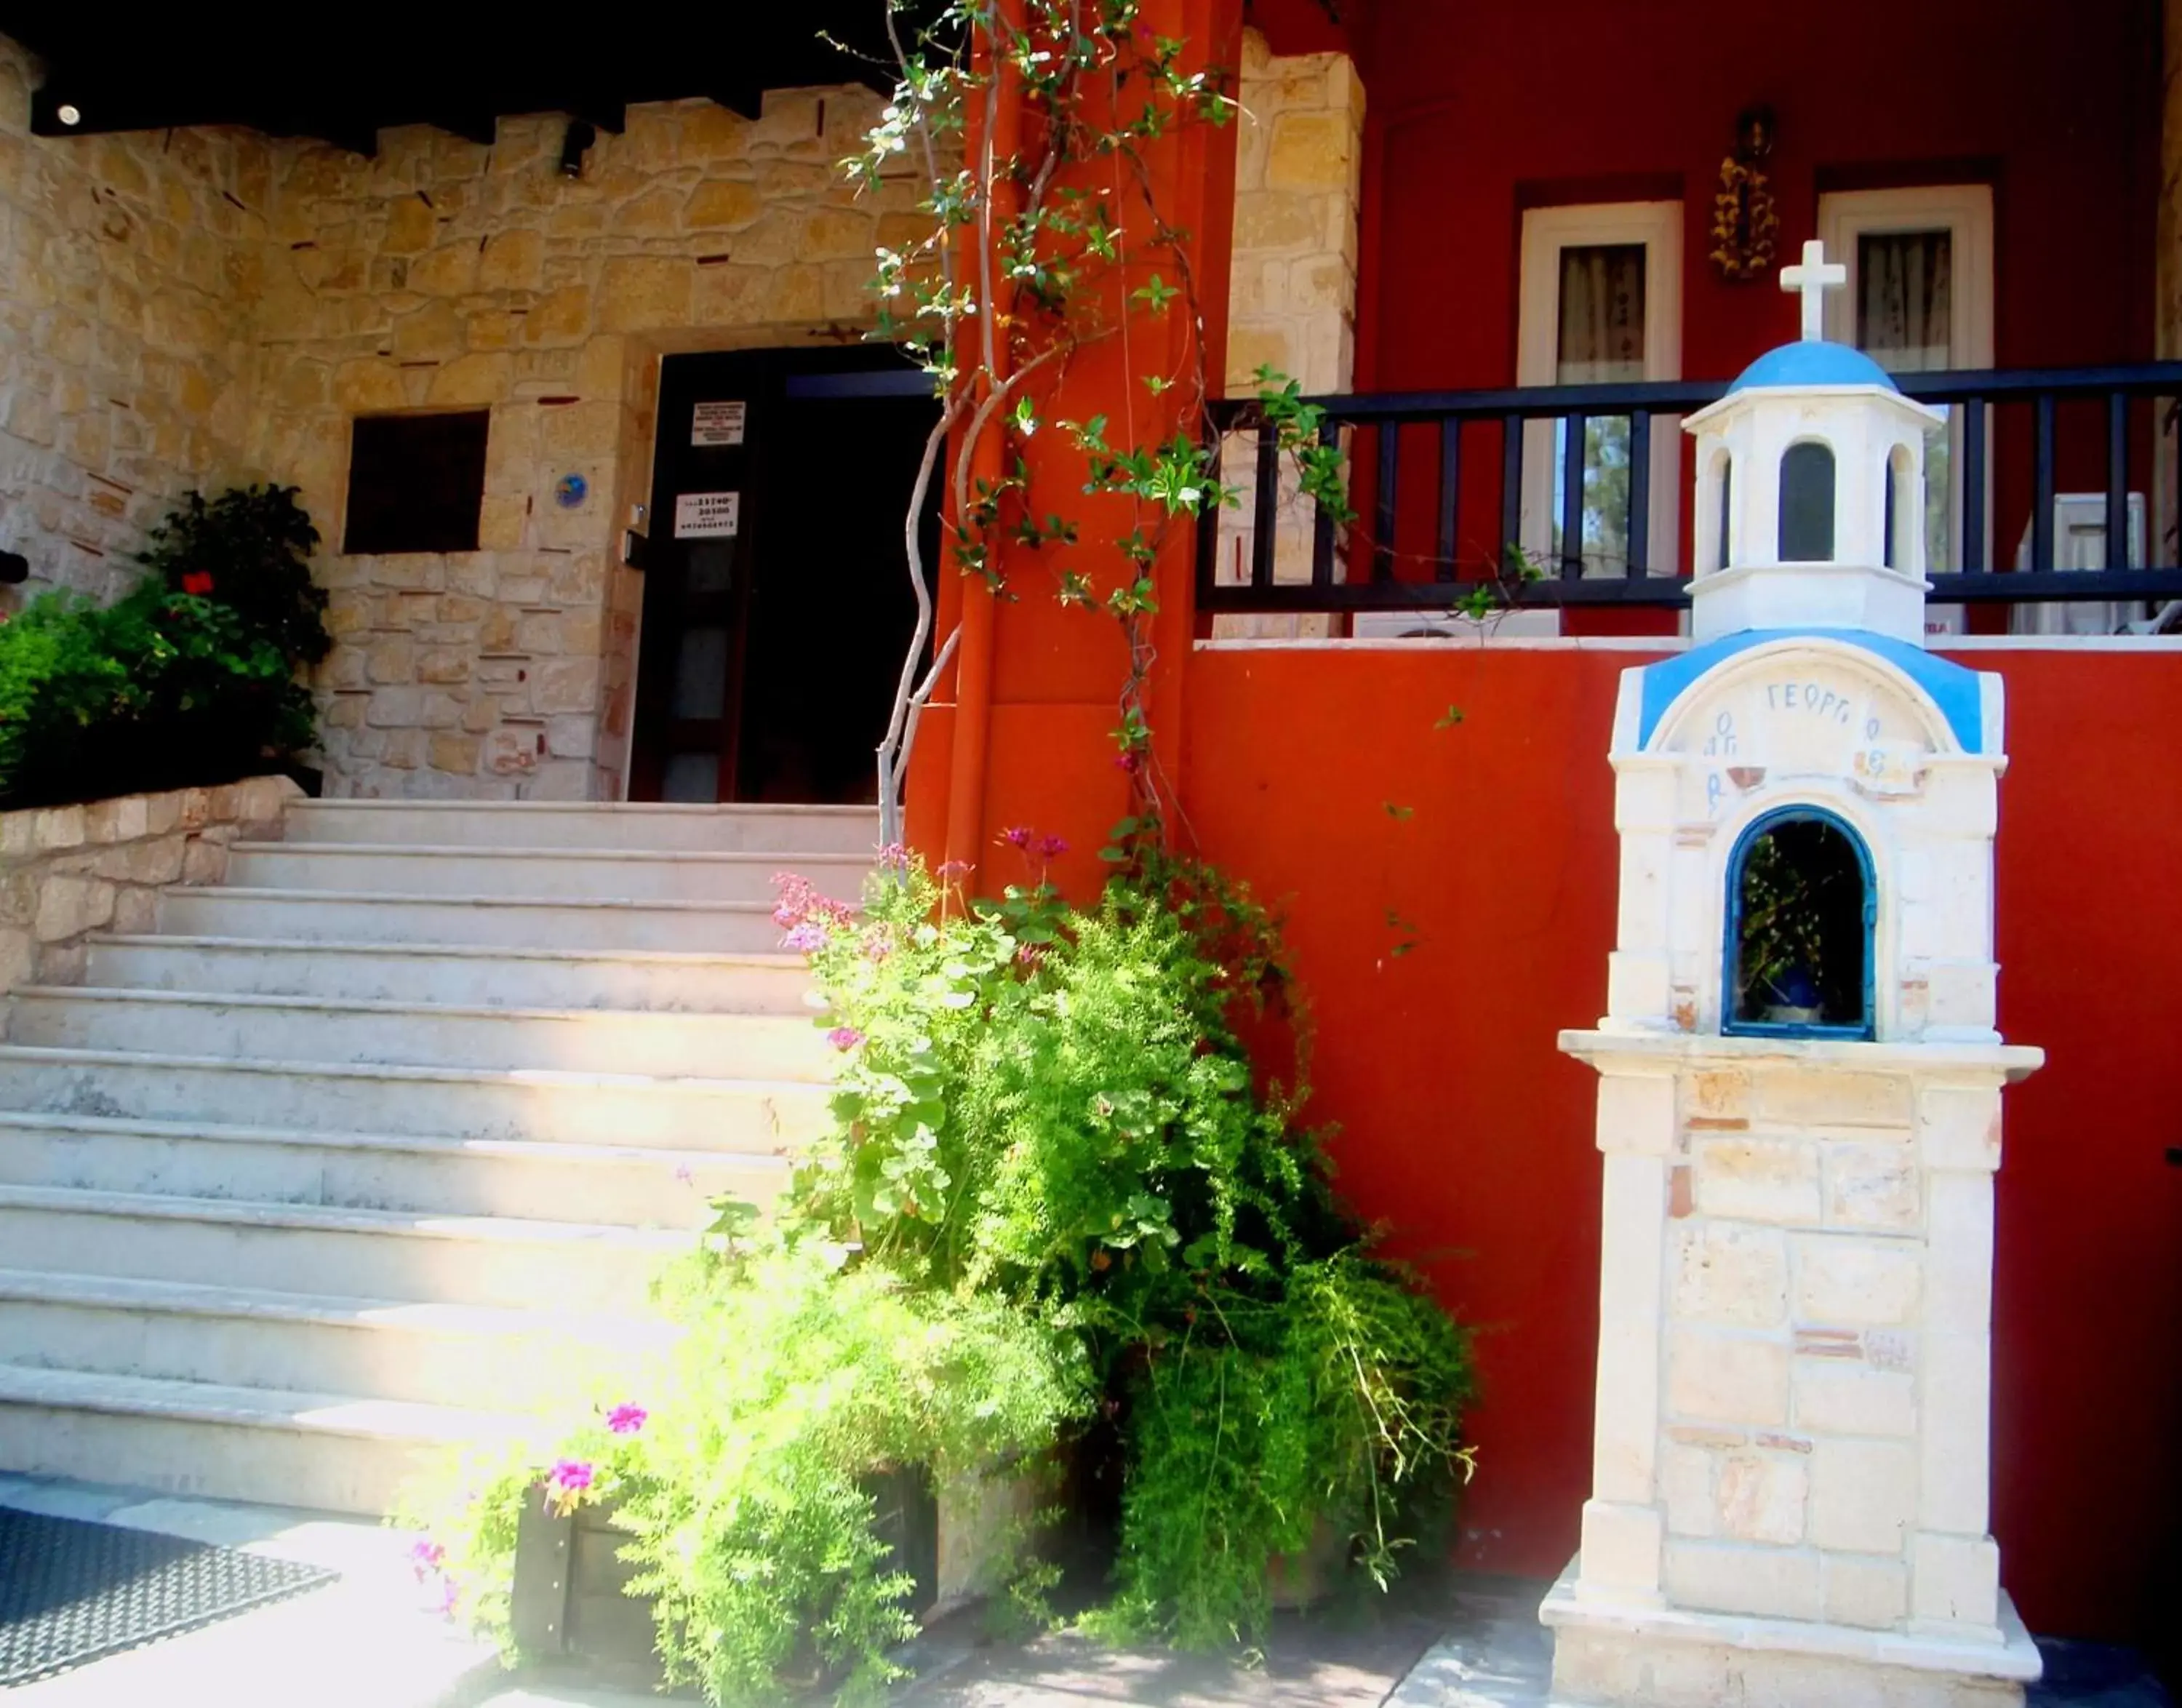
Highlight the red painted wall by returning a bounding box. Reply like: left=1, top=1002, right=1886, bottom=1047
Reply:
left=1353, top=0, right=2159, bottom=394
left=916, top=0, right=2182, bottom=1661
left=1177, top=638, right=2182, bottom=1646
left=1316, top=0, right=2164, bottom=636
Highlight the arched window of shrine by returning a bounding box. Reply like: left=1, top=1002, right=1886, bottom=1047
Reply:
left=1778, top=439, right=1837, bottom=562
left=1886, top=443, right=1917, bottom=575
left=1711, top=450, right=1733, bottom=571
left=1723, top=807, right=1874, bottom=1039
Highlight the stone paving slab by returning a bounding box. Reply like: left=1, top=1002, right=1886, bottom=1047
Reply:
left=890, top=1582, right=1492, bottom=1708
left=0, top=1475, right=2167, bottom=1708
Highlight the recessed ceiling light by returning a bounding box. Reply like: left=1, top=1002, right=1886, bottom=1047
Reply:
left=55, top=103, right=81, bottom=127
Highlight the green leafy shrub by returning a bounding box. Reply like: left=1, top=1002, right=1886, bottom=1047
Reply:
left=799, top=855, right=1474, bottom=1647
left=136, top=484, right=330, bottom=670
left=0, top=486, right=324, bottom=807
left=423, top=848, right=1474, bottom=1701
left=415, top=1242, right=1087, bottom=1706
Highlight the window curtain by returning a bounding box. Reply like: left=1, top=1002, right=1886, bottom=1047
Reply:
left=1856, top=231, right=1951, bottom=372
left=1556, top=244, right=1646, bottom=382
left=1554, top=244, right=1645, bottom=575
left=1858, top=229, right=1956, bottom=586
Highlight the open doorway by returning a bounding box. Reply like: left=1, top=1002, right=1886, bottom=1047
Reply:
left=629, top=345, right=939, bottom=805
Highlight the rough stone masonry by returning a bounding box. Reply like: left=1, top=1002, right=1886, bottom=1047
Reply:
left=0, top=35, right=919, bottom=800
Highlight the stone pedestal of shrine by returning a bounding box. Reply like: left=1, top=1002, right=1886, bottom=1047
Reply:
left=1543, top=1031, right=2042, bottom=1707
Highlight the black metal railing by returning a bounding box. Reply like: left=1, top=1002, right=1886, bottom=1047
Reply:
left=1194, top=363, right=2182, bottom=616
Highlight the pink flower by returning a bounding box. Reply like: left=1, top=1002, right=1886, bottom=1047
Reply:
left=1114, top=751, right=1140, bottom=773
left=544, top=1458, right=595, bottom=1515
left=673, top=1162, right=695, bottom=1187
left=935, top=859, right=972, bottom=882
left=876, top=842, right=911, bottom=871
left=407, top=1539, right=446, bottom=1582
left=434, top=1575, right=460, bottom=1617
left=827, top=1026, right=865, bottom=1051
left=999, top=826, right=1033, bottom=850
left=605, top=1402, right=648, bottom=1436
left=1035, top=835, right=1068, bottom=860
left=773, top=872, right=820, bottom=929
left=782, top=921, right=827, bottom=953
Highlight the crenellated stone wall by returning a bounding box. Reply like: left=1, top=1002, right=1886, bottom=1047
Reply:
left=248, top=92, right=913, bottom=800
left=0, top=29, right=918, bottom=802
left=0, top=40, right=273, bottom=603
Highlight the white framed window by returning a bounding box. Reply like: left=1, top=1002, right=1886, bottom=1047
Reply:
left=1515, top=201, right=1683, bottom=628
left=1818, top=185, right=1994, bottom=631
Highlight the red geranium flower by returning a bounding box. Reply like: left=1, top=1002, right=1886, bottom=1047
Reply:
left=180, top=570, right=215, bottom=596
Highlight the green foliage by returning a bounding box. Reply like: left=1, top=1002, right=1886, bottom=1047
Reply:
left=136, top=484, right=330, bottom=669
left=0, top=485, right=324, bottom=808
left=0, top=581, right=316, bottom=808
left=787, top=855, right=1474, bottom=1648
left=425, top=855, right=1474, bottom=1701
left=623, top=1248, right=1085, bottom=1702
left=416, top=1242, right=1087, bottom=1708
left=1100, top=1253, right=1472, bottom=1647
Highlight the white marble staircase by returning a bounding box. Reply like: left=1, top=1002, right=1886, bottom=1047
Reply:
left=0, top=799, right=874, bottom=1515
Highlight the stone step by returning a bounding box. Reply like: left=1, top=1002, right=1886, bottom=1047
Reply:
left=9, top=987, right=838, bottom=1080
left=289, top=798, right=882, bottom=854
left=0, top=1184, right=685, bottom=1309
left=0, top=1110, right=786, bottom=1224
left=84, top=934, right=815, bottom=1013
left=225, top=843, right=869, bottom=905
left=157, top=887, right=791, bottom=953
left=0, top=1362, right=522, bottom=1515
left=0, top=1045, right=831, bottom=1149
left=0, top=1269, right=674, bottom=1411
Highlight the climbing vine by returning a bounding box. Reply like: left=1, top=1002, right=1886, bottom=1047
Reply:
left=848, top=0, right=1355, bottom=849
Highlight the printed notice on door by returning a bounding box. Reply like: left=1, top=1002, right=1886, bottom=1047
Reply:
left=674, top=491, right=740, bottom=538
left=691, top=401, right=747, bottom=446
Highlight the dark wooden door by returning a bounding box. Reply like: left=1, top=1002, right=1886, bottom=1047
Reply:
left=630, top=346, right=937, bottom=804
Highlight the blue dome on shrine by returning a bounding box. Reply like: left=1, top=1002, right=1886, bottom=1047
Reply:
left=1729, top=340, right=1899, bottom=394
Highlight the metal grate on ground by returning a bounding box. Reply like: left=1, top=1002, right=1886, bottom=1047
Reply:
left=0, top=1504, right=336, bottom=1685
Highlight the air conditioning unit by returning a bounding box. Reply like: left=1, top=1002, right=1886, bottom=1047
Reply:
left=2007, top=492, right=2146, bottom=636
left=1349, top=607, right=1562, bottom=640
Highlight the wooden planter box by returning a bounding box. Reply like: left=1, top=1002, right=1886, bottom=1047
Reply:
left=510, top=1466, right=984, bottom=1672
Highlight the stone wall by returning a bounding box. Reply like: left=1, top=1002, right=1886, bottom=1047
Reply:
left=1211, top=28, right=1364, bottom=642
left=0, top=775, right=298, bottom=995
left=1548, top=1041, right=2039, bottom=1707
left=0, top=28, right=919, bottom=802
left=0, top=39, right=272, bottom=603
left=247, top=91, right=914, bottom=800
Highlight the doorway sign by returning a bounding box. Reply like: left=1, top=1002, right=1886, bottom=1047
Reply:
left=674, top=491, right=740, bottom=538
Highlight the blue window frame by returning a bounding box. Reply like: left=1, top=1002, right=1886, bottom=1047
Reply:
left=1722, top=805, right=1876, bottom=1040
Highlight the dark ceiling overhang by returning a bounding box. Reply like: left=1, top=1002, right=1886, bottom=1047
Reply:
left=0, top=8, right=916, bottom=153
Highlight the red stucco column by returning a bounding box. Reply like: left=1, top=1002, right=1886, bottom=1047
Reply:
left=905, top=0, right=1244, bottom=892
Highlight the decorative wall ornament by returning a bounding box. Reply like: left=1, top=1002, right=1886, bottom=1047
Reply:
left=1709, top=106, right=1779, bottom=282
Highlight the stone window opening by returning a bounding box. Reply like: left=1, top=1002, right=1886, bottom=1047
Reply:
left=1722, top=806, right=1874, bottom=1038
left=343, top=410, right=489, bottom=556
left=1776, top=438, right=1836, bottom=562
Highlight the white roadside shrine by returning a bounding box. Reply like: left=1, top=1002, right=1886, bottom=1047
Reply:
left=1540, top=243, right=2046, bottom=1707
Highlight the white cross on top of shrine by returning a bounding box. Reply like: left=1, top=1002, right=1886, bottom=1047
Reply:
left=1779, top=238, right=1847, bottom=341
